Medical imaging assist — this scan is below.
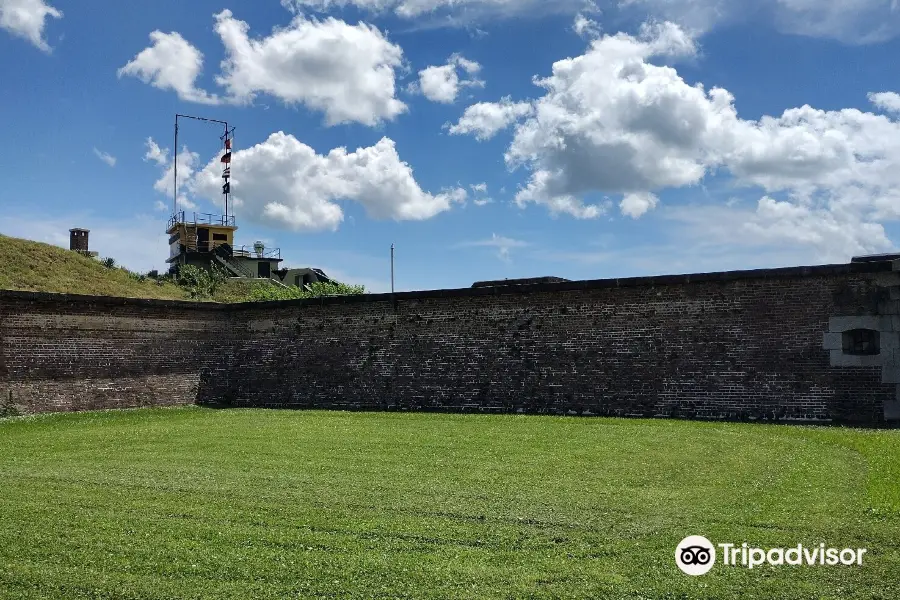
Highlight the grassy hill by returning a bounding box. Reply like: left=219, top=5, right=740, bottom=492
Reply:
left=0, top=234, right=254, bottom=302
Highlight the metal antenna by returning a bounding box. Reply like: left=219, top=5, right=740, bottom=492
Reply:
left=173, top=114, right=233, bottom=220
left=221, top=125, right=236, bottom=223
left=173, top=117, right=178, bottom=215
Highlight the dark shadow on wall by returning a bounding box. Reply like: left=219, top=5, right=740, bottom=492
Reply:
left=193, top=332, right=895, bottom=428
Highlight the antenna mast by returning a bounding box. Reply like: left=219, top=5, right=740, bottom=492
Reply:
left=173, top=116, right=178, bottom=215
left=172, top=114, right=235, bottom=222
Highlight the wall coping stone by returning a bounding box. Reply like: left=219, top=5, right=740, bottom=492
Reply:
left=228, top=260, right=896, bottom=311
left=0, top=260, right=893, bottom=312
left=0, top=290, right=225, bottom=311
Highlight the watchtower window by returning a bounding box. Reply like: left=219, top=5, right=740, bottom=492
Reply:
left=842, top=329, right=880, bottom=356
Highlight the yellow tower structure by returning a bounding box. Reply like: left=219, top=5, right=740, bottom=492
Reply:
left=166, top=114, right=244, bottom=275
left=165, top=115, right=285, bottom=279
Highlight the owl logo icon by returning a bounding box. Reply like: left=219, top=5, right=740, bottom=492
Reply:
left=676, top=536, right=716, bottom=575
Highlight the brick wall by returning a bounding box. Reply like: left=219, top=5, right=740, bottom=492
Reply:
left=0, top=292, right=238, bottom=414
left=2, top=262, right=899, bottom=424
left=211, top=262, right=898, bottom=424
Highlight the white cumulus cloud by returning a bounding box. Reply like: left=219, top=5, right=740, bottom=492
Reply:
left=502, top=22, right=706, bottom=217
left=447, top=96, right=534, bottom=140
left=869, top=91, right=900, bottom=114
left=620, top=191, right=659, bottom=218
left=416, top=53, right=484, bottom=104
left=470, top=182, right=493, bottom=205
left=0, top=0, right=61, bottom=52
left=466, top=21, right=900, bottom=258
left=213, top=10, right=406, bottom=126
left=118, top=31, right=220, bottom=105
left=120, top=11, right=407, bottom=127
left=573, top=12, right=601, bottom=38
left=188, top=132, right=465, bottom=231
left=741, top=195, right=892, bottom=255
left=143, top=138, right=169, bottom=166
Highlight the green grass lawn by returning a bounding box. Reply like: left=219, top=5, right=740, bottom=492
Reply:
left=1, top=408, right=899, bottom=599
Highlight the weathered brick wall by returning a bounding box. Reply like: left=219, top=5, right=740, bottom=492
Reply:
left=210, top=264, right=898, bottom=424
left=0, top=292, right=239, bottom=414
left=2, top=262, right=898, bottom=423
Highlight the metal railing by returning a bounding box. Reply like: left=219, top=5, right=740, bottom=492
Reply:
left=168, top=211, right=236, bottom=230
left=233, top=245, right=281, bottom=260
left=213, top=254, right=255, bottom=278
left=187, top=240, right=232, bottom=253
left=174, top=239, right=280, bottom=259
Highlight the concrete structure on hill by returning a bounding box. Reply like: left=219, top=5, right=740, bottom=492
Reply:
left=272, top=267, right=333, bottom=288
left=472, top=276, right=571, bottom=288
left=165, top=211, right=284, bottom=279
left=165, top=211, right=333, bottom=289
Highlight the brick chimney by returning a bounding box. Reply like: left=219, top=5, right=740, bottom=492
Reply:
left=69, top=228, right=90, bottom=253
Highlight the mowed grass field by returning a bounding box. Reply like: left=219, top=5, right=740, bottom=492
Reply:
left=1, top=409, right=899, bottom=599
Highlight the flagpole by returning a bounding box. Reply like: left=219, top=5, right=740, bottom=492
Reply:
left=221, top=124, right=235, bottom=224
left=223, top=123, right=228, bottom=222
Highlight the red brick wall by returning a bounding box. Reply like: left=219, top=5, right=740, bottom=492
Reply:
left=0, top=292, right=235, bottom=414
left=213, top=264, right=895, bottom=424
left=2, top=262, right=897, bottom=424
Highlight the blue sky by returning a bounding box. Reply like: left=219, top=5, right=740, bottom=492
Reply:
left=2, top=0, right=900, bottom=293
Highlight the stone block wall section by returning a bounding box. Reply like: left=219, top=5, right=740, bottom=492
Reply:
left=211, top=263, right=897, bottom=424
left=0, top=292, right=238, bottom=414
left=3, top=260, right=900, bottom=424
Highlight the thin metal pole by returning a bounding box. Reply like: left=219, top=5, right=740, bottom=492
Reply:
left=391, top=243, right=395, bottom=294
left=176, top=113, right=229, bottom=126
left=173, top=117, right=179, bottom=215
left=221, top=124, right=235, bottom=224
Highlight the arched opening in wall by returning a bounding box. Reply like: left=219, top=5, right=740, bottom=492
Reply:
left=842, top=329, right=880, bottom=356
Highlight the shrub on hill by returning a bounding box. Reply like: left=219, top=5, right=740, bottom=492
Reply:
left=175, top=264, right=229, bottom=299
left=247, top=280, right=366, bottom=302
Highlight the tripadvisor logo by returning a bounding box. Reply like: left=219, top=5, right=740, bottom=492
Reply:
left=676, top=535, right=716, bottom=575
left=675, top=536, right=867, bottom=576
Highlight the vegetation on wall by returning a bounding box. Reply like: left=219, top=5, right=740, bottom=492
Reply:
left=0, top=392, right=20, bottom=418
left=247, top=280, right=366, bottom=302
left=175, top=264, right=229, bottom=299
